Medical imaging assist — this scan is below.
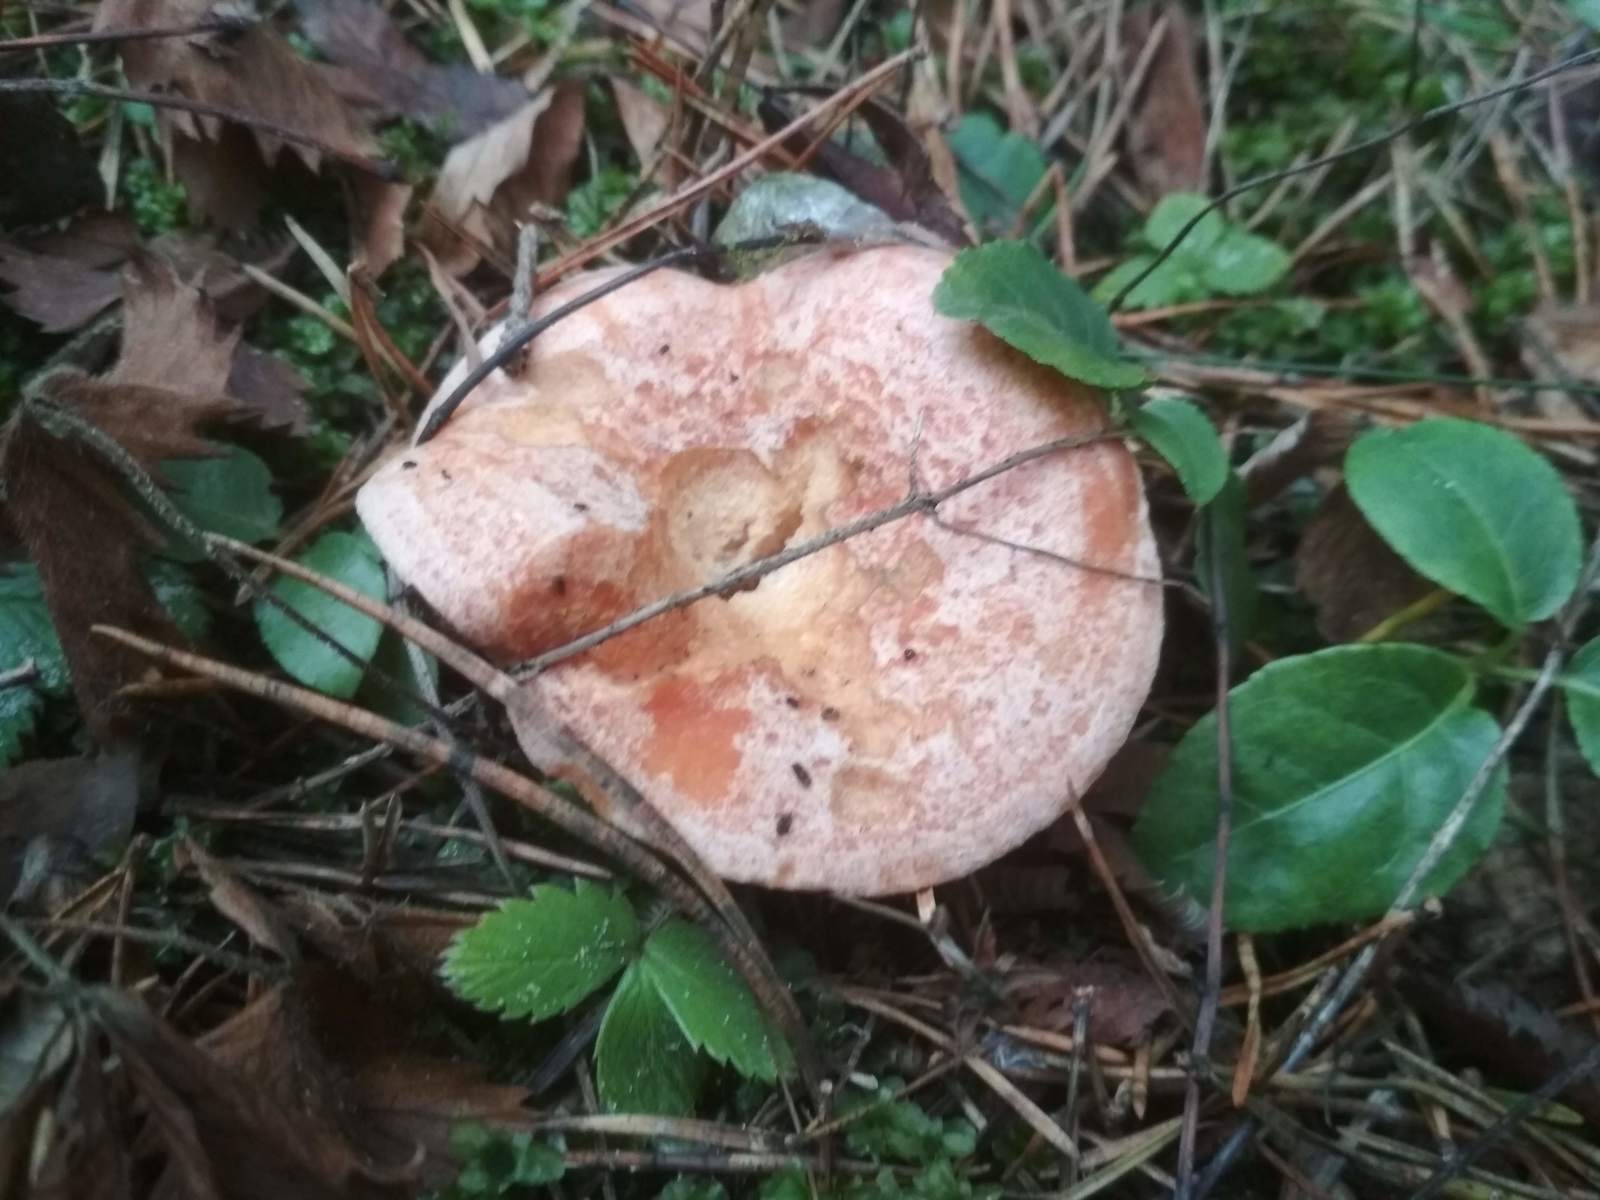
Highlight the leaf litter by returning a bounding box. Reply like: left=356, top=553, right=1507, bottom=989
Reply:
left=4, top=2, right=1600, bottom=1197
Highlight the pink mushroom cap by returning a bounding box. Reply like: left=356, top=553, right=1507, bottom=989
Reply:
left=357, top=244, right=1163, bottom=895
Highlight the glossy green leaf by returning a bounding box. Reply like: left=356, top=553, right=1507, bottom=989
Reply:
left=945, top=113, right=1049, bottom=234
left=596, top=962, right=701, bottom=1116
left=1133, top=644, right=1506, bottom=931
left=1346, top=418, right=1582, bottom=627
left=640, top=920, right=784, bottom=1082
left=1094, top=192, right=1288, bottom=310
left=1092, top=253, right=1198, bottom=309
left=162, top=445, right=282, bottom=548
left=1204, top=226, right=1291, bottom=295
left=1563, top=637, right=1600, bottom=776
left=934, top=242, right=1149, bottom=390
left=442, top=881, right=640, bottom=1021
left=0, top=566, right=68, bottom=766
left=1144, top=193, right=1226, bottom=253
left=253, top=530, right=386, bottom=699
left=1129, top=396, right=1228, bottom=504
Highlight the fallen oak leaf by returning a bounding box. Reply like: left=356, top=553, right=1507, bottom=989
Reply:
left=0, top=259, right=249, bottom=746
left=94, top=0, right=386, bottom=226
left=420, top=81, right=587, bottom=275
left=293, top=0, right=527, bottom=139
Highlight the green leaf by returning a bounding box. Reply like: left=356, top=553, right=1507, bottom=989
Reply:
left=359, top=631, right=438, bottom=726
left=1091, top=253, right=1199, bottom=309
left=1195, top=472, right=1256, bottom=659
left=596, top=962, right=702, bottom=1116
left=1133, top=644, right=1506, bottom=932
left=715, top=173, right=895, bottom=247
left=252, top=530, right=386, bottom=699
left=0, top=566, right=68, bottom=767
left=1129, top=396, right=1228, bottom=504
left=639, top=920, right=783, bottom=1081
left=145, top=560, right=210, bottom=641
left=1345, top=418, right=1582, bottom=627
left=0, top=567, right=68, bottom=694
left=1566, top=0, right=1600, bottom=30
left=162, top=445, right=283, bottom=548
left=838, top=1082, right=979, bottom=1164
left=442, top=880, right=641, bottom=1021
left=659, top=1178, right=729, bottom=1200
left=934, top=242, right=1149, bottom=390
left=1097, top=192, right=1289, bottom=310
left=945, top=113, right=1049, bottom=234
left=1204, top=227, right=1291, bottom=296
left=1143, top=193, right=1226, bottom=255
left=1563, top=638, right=1600, bottom=776
left=450, top=1125, right=565, bottom=1194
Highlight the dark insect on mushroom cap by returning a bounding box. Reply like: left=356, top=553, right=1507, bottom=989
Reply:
left=358, top=244, right=1163, bottom=895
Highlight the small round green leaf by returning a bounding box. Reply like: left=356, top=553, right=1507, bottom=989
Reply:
left=1129, top=396, right=1228, bottom=504
left=441, top=880, right=641, bottom=1021
left=1202, top=227, right=1291, bottom=296
left=162, top=445, right=282, bottom=547
left=1143, top=193, right=1227, bottom=255
left=1133, top=644, right=1506, bottom=932
left=252, top=530, right=385, bottom=699
left=1563, top=637, right=1600, bottom=777
left=596, top=962, right=702, bottom=1116
left=1346, top=418, right=1581, bottom=628
left=640, top=920, right=785, bottom=1082
left=934, top=241, right=1150, bottom=390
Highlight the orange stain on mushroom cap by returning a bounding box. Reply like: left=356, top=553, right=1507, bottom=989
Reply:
left=641, top=676, right=752, bottom=806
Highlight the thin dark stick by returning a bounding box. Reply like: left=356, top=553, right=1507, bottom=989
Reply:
left=516, top=431, right=1117, bottom=678
left=1175, top=512, right=1238, bottom=1197
left=0, top=77, right=401, bottom=181
left=1194, top=530, right=1600, bottom=1196
left=1410, top=1042, right=1600, bottom=1200
left=0, top=19, right=236, bottom=54
left=1107, top=46, right=1600, bottom=312
left=414, top=248, right=707, bottom=445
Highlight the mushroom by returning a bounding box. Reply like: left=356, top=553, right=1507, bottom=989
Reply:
left=357, top=243, right=1163, bottom=895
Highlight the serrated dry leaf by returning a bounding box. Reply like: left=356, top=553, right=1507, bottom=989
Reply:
left=294, top=0, right=527, bottom=138
left=421, top=81, right=587, bottom=274
left=0, top=261, right=247, bottom=745
left=97, top=0, right=379, bottom=227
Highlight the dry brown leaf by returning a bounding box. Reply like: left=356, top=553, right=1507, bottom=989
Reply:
left=89, top=986, right=417, bottom=1200
left=1238, top=409, right=1359, bottom=508
left=612, top=77, right=671, bottom=166
left=201, top=966, right=529, bottom=1188
left=421, top=81, right=587, bottom=274
left=1522, top=303, right=1600, bottom=424
left=0, top=218, right=290, bottom=332
left=0, top=749, right=140, bottom=906
left=0, top=93, right=102, bottom=226
left=294, top=0, right=527, bottom=137
left=1121, top=4, right=1208, bottom=196
left=1006, top=957, right=1172, bottom=1047
left=174, top=839, right=298, bottom=960
left=0, top=261, right=246, bottom=745
left=97, top=0, right=379, bottom=227
left=1295, top=484, right=1435, bottom=643
left=349, top=178, right=413, bottom=278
